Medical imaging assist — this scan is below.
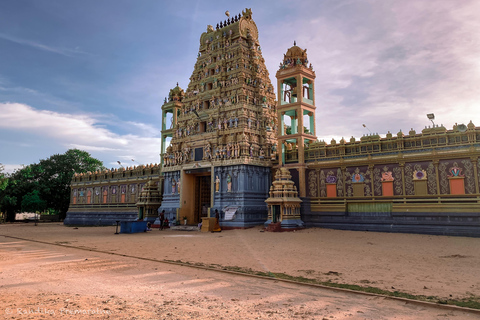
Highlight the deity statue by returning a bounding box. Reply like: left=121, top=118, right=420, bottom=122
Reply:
left=227, top=143, right=232, bottom=158
left=227, top=174, right=232, bottom=192
left=215, top=176, right=220, bottom=192
left=204, top=142, right=212, bottom=159
left=234, top=143, right=239, bottom=157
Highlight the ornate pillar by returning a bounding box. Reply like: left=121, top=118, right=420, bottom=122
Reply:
left=399, top=162, right=406, bottom=198
left=433, top=159, right=440, bottom=195
left=472, top=156, right=479, bottom=194
left=369, top=164, right=375, bottom=198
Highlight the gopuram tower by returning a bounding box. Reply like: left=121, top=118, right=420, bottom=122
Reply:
left=159, top=9, right=277, bottom=228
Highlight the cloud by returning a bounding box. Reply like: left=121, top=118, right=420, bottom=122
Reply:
left=261, top=1, right=480, bottom=140
left=1, top=164, right=24, bottom=174
left=0, top=32, right=90, bottom=57
left=0, top=103, right=161, bottom=167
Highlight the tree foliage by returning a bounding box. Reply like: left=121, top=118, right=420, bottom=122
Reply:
left=0, top=164, right=8, bottom=191
left=21, top=190, right=46, bottom=213
left=0, top=149, right=104, bottom=221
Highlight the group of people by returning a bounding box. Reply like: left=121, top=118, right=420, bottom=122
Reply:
left=146, top=209, right=223, bottom=233
left=153, top=209, right=221, bottom=232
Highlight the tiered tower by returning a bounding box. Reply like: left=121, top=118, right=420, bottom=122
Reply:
left=160, top=9, right=277, bottom=227
left=136, top=178, right=162, bottom=221
left=275, top=43, right=317, bottom=197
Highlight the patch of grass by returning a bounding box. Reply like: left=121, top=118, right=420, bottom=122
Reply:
left=449, top=298, right=480, bottom=309
left=267, top=272, right=480, bottom=310
left=164, top=259, right=480, bottom=310
left=208, top=263, right=480, bottom=310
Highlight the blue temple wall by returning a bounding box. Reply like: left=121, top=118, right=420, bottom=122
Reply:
left=64, top=209, right=137, bottom=226
left=158, top=170, right=181, bottom=221
left=213, top=164, right=271, bottom=228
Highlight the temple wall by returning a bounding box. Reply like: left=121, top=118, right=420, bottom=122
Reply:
left=64, top=165, right=162, bottom=225
left=158, top=171, right=181, bottom=221
left=296, top=126, right=480, bottom=236
left=213, top=165, right=271, bottom=228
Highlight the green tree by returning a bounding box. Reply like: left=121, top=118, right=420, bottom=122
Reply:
left=1, top=195, right=17, bottom=222
left=0, top=149, right=104, bottom=221
left=36, top=149, right=104, bottom=219
left=2, top=164, right=43, bottom=221
left=0, top=164, right=7, bottom=191
left=21, top=190, right=46, bottom=213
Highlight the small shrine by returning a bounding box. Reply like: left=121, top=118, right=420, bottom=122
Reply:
left=265, top=167, right=304, bottom=231
left=136, top=179, right=162, bottom=221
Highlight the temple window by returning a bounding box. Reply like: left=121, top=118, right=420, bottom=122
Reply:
left=303, top=110, right=314, bottom=135
left=280, top=77, right=297, bottom=105
left=302, top=77, right=313, bottom=104
left=280, top=110, right=298, bottom=136
left=199, top=121, right=206, bottom=133
left=161, top=136, right=172, bottom=162
left=162, top=109, right=174, bottom=131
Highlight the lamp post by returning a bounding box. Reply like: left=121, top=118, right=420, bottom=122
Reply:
left=427, top=113, right=435, bottom=126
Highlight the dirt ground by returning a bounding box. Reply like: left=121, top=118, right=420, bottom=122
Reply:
left=1, top=223, right=479, bottom=319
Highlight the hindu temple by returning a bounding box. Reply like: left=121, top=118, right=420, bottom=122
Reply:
left=65, top=8, right=480, bottom=237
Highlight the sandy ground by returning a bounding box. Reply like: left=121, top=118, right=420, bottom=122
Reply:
left=1, top=223, right=479, bottom=319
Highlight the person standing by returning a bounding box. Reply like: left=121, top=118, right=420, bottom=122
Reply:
left=213, top=209, right=221, bottom=232
left=159, top=210, right=165, bottom=230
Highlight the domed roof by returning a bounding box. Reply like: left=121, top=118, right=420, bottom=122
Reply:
left=279, top=41, right=311, bottom=70
left=285, top=44, right=307, bottom=59
left=145, top=179, right=157, bottom=188
left=168, top=83, right=185, bottom=102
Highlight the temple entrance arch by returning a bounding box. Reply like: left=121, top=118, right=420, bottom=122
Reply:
left=180, top=167, right=213, bottom=225
left=195, top=175, right=211, bottom=223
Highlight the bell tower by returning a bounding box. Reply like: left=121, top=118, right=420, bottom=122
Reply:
left=276, top=42, right=317, bottom=197
left=160, top=84, right=184, bottom=167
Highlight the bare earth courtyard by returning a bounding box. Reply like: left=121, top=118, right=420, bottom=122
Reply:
left=1, top=223, right=479, bottom=319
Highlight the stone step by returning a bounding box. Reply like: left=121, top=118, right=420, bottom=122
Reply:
left=169, top=225, right=200, bottom=231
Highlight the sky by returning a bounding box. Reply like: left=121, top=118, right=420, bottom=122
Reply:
left=1, top=0, right=480, bottom=173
